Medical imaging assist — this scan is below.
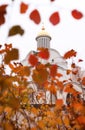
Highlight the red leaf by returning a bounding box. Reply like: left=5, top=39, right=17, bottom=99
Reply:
left=29, top=9, right=41, bottom=24
left=63, top=49, right=77, bottom=59
left=50, top=0, right=55, bottom=2
left=28, top=54, right=38, bottom=66
left=71, top=9, right=83, bottom=19
left=0, top=4, right=8, bottom=25
left=56, top=99, right=63, bottom=108
left=78, top=59, right=83, bottom=62
left=38, top=48, right=50, bottom=60
left=50, top=64, right=57, bottom=77
left=20, top=2, right=28, bottom=14
left=49, top=12, right=60, bottom=25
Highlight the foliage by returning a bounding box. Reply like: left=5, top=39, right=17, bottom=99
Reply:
left=0, top=44, right=85, bottom=130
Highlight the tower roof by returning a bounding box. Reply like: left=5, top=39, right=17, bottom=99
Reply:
left=36, top=26, right=51, bottom=40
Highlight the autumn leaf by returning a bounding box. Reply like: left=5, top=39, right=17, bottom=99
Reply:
left=8, top=97, right=20, bottom=110
left=49, top=84, right=57, bottom=94
left=36, top=63, right=45, bottom=70
left=8, top=25, right=24, bottom=36
left=49, top=12, right=60, bottom=25
left=50, top=64, right=57, bottom=77
left=4, top=48, right=19, bottom=64
left=32, top=69, right=48, bottom=85
left=20, top=2, right=28, bottom=13
left=28, top=54, right=38, bottom=66
left=64, top=83, right=76, bottom=94
left=72, top=102, right=84, bottom=113
left=4, top=122, right=14, bottom=130
left=17, top=66, right=30, bottom=76
left=31, top=128, right=37, bottom=130
left=5, top=43, right=12, bottom=50
left=63, top=116, right=70, bottom=127
left=66, top=69, right=71, bottom=75
left=81, top=77, right=85, bottom=85
left=78, top=59, right=83, bottom=62
left=29, top=9, right=41, bottom=24
left=63, top=49, right=77, bottom=59
left=0, top=4, right=8, bottom=25
left=77, top=116, right=85, bottom=125
left=56, top=99, right=63, bottom=108
left=0, top=106, right=4, bottom=114
left=57, top=81, right=64, bottom=90
left=71, top=9, right=83, bottom=20
left=56, top=72, right=63, bottom=77
left=38, top=48, right=50, bottom=60
left=50, top=0, right=55, bottom=2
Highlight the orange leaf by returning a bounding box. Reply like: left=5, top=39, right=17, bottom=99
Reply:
left=4, top=122, right=14, bottom=130
left=28, top=54, right=38, bottom=66
left=63, top=49, right=77, bottom=59
left=64, top=83, right=76, bottom=94
left=32, top=69, right=48, bottom=85
left=56, top=99, right=63, bottom=108
left=56, top=72, right=63, bottom=77
left=77, top=116, right=85, bottom=125
left=49, top=85, right=57, bottom=94
left=4, top=48, right=19, bottom=64
left=20, top=2, right=28, bottom=13
left=73, top=102, right=84, bottom=112
left=0, top=4, right=8, bottom=25
left=50, top=64, right=57, bottom=77
left=57, top=81, right=64, bottom=90
left=82, top=77, right=85, bottom=85
left=38, top=48, right=50, bottom=60
left=66, top=69, right=71, bottom=75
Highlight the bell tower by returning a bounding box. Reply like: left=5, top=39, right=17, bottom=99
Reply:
left=36, top=26, right=51, bottom=49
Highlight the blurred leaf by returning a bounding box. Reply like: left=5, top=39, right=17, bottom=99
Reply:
left=28, top=54, right=38, bottom=66
left=4, top=48, right=19, bottom=64
left=8, top=25, right=24, bottom=36
left=18, top=66, right=30, bottom=76
left=63, top=49, right=77, bottom=59
left=8, top=97, right=20, bottom=110
left=38, top=48, right=50, bottom=60
left=82, top=77, right=85, bottom=85
left=0, top=4, right=8, bottom=26
left=77, top=116, right=85, bottom=125
left=56, top=99, right=63, bottom=108
left=32, top=69, right=48, bottom=85
left=50, top=64, right=57, bottom=77
left=71, top=9, right=83, bottom=19
left=4, top=122, right=14, bottom=130
left=20, top=2, right=28, bottom=13
left=29, top=9, right=41, bottom=24
left=49, top=12, right=60, bottom=25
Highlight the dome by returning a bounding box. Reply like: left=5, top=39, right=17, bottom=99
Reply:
left=36, top=26, right=51, bottom=40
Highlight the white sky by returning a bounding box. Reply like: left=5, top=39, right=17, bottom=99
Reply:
left=0, top=0, right=85, bottom=69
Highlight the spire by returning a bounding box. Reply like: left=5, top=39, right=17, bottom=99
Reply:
left=36, top=25, right=51, bottom=50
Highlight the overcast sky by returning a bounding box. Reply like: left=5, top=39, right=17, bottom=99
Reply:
left=0, top=0, right=85, bottom=69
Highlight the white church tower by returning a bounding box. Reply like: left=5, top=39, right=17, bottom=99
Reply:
left=36, top=26, right=51, bottom=49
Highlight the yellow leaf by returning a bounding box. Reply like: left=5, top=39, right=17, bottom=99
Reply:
left=63, top=116, right=70, bottom=126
